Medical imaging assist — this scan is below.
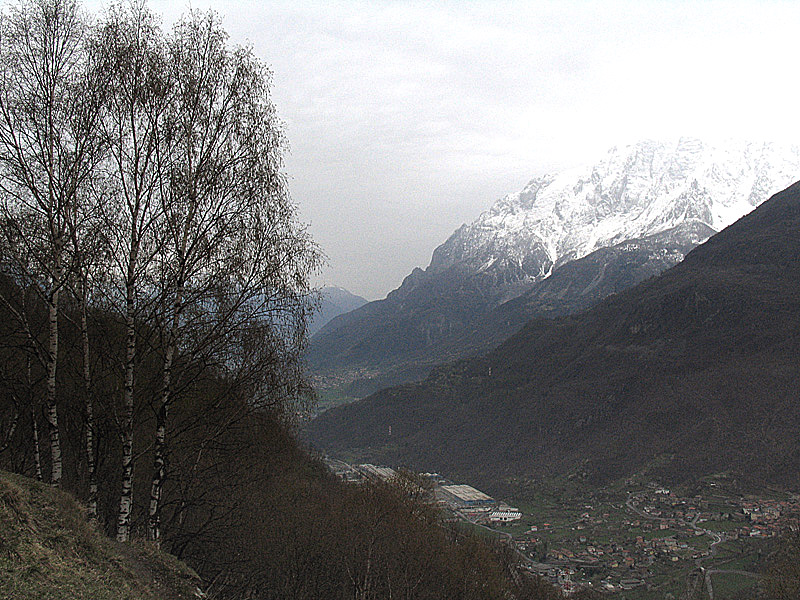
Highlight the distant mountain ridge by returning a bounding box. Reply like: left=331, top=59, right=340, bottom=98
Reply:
left=307, top=181, right=800, bottom=491
left=309, top=286, right=368, bottom=336
left=417, top=220, right=717, bottom=362
left=310, top=139, right=800, bottom=398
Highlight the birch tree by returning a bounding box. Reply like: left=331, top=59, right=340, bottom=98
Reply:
left=94, top=0, right=170, bottom=542
left=62, top=28, right=111, bottom=519
left=145, top=9, right=319, bottom=544
left=67, top=184, right=108, bottom=520
left=0, top=0, right=102, bottom=487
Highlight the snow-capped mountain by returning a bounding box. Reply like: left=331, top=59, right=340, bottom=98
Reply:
left=430, top=138, right=800, bottom=301
left=309, top=138, right=800, bottom=401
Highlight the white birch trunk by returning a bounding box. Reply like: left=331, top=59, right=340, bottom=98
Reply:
left=46, top=284, right=62, bottom=487
left=31, top=406, right=42, bottom=482
left=148, top=283, right=183, bottom=543
left=147, top=400, right=167, bottom=543
left=26, top=354, right=43, bottom=482
left=117, top=284, right=136, bottom=542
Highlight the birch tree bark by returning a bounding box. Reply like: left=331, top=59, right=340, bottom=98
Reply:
left=31, top=406, right=43, bottom=482
left=78, top=273, right=97, bottom=520
left=27, top=353, right=42, bottom=482
left=45, top=278, right=62, bottom=485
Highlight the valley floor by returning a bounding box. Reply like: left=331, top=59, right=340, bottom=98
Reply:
left=325, top=459, right=798, bottom=599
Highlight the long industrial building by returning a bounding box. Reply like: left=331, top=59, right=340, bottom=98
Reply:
left=438, top=484, right=494, bottom=508
left=357, top=464, right=396, bottom=483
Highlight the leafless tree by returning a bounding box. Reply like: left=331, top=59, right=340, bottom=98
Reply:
left=0, top=0, right=320, bottom=553
left=144, top=9, right=319, bottom=544
left=66, top=187, right=109, bottom=520
left=0, top=0, right=102, bottom=487
left=93, top=0, right=171, bottom=541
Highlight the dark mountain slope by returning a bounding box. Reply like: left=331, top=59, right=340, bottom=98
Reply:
left=413, top=220, right=716, bottom=364
left=307, top=182, right=800, bottom=490
left=310, top=221, right=713, bottom=398
left=309, top=262, right=498, bottom=372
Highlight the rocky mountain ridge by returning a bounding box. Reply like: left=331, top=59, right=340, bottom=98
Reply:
left=428, top=138, right=800, bottom=302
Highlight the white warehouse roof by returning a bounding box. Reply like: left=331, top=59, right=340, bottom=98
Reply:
left=441, top=484, right=493, bottom=503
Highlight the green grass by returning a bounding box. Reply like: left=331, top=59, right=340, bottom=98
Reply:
left=710, top=571, right=760, bottom=599
left=607, top=570, right=693, bottom=600
left=642, top=527, right=680, bottom=540
left=703, top=501, right=737, bottom=513
left=710, top=539, right=770, bottom=573
left=0, top=471, right=200, bottom=600
left=713, top=552, right=761, bottom=573
left=511, top=497, right=584, bottom=529
left=314, top=387, right=360, bottom=411
left=698, top=520, right=740, bottom=532
left=491, top=521, right=531, bottom=537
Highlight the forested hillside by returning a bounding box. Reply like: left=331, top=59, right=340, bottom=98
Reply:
left=0, top=278, right=574, bottom=598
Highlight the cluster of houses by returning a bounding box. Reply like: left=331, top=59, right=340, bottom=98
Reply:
left=634, top=487, right=800, bottom=539
left=516, top=515, right=705, bottom=595
left=513, top=485, right=800, bottom=596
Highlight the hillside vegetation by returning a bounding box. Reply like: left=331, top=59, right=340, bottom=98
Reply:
left=0, top=256, right=574, bottom=598
left=0, top=422, right=581, bottom=600
left=0, top=470, right=200, bottom=600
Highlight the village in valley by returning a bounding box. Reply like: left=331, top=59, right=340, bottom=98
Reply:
left=324, top=458, right=800, bottom=598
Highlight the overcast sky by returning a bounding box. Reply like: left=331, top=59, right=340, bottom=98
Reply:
left=86, top=0, right=800, bottom=300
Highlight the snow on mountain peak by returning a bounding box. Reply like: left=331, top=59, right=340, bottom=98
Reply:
left=429, top=138, right=800, bottom=289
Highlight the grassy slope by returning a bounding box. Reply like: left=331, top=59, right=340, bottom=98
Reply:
left=0, top=470, right=201, bottom=600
